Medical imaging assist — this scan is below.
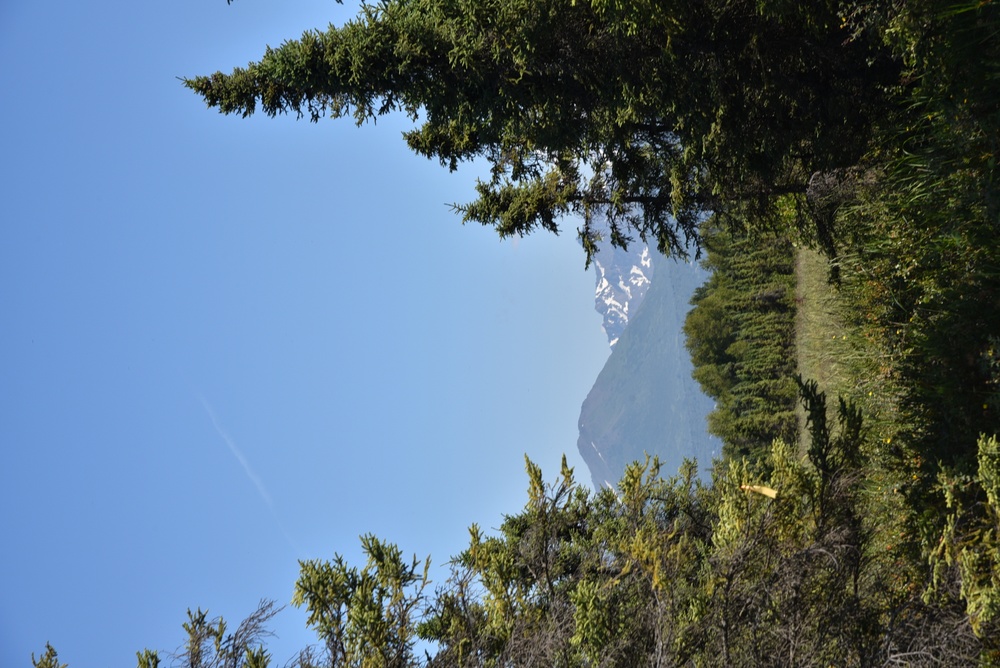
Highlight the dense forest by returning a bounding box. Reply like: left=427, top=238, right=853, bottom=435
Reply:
left=683, top=224, right=798, bottom=461
left=36, top=0, right=1000, bottom=664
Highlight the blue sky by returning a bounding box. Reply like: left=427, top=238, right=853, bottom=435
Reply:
left=0, top=2, right=612, bottom=664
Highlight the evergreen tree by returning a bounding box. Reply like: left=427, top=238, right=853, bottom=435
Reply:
left=31, top=644, right=66, bottom=668
left=293, top=534, right=430, bottom=667
left=185, top=0, right=898, bottom=263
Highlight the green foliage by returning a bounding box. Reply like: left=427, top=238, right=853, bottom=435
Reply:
left=292, top=534, right=430, bottom=667
left=62, top=395, right=1000, bottom=665
left=57, top=2, right=989, bottom=666
left=176, top=600, right=279, bottom=668
left=703, top=386, right=883, bottom=665
left=135, top=649, right=160, bottom=668
left=185, top=0, right=901, bottom=264
left=930, top=434, right=1000, bottom=647
left=812, top=6, right=1000, bottom=572
left=421, top=455, right=598, bottom=666
left=31, top=644, right=66, bottom=668
left=407, top=390, right=990, bottom=663
left=684, top=222, right=798, bottom=459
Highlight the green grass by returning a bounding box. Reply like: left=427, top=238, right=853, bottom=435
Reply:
left=792, top=246, right=921, bottom=601
left=793, top=247, right=853, bottom=447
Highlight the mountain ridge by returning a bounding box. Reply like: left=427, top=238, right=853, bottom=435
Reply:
left=578, top=247, right=720, bottom=489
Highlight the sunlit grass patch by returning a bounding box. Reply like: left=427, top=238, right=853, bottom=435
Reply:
left=793, top=247, right=852, bottom=448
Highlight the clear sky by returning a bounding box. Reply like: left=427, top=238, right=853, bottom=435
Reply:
left=0, top=2, right=612, bottom=665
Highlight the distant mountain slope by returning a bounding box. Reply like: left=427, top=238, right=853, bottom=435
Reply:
left=578, top=251, right=720, bottom=490
left=592, top=242, right=654, bottom=348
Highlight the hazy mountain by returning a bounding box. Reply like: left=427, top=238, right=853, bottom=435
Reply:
left=578, top=246, right=720, bottom=490
left=593, top=242, right=654, bottom=348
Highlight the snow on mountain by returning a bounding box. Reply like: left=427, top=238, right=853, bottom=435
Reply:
left=578, top=245, right=721, bottom=489
left=592, top=240, right=654, bottom=348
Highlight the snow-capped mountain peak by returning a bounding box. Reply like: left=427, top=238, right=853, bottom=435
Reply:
left=591, top=240, right=654, bottom=348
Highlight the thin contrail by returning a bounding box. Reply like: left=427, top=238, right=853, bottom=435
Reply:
left=196, top=394, right=302, bottom=554
left=198, top=394, right=274, bottom=510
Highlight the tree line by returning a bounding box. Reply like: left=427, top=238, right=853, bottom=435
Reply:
left=683, top=223, right=798, bottom=461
